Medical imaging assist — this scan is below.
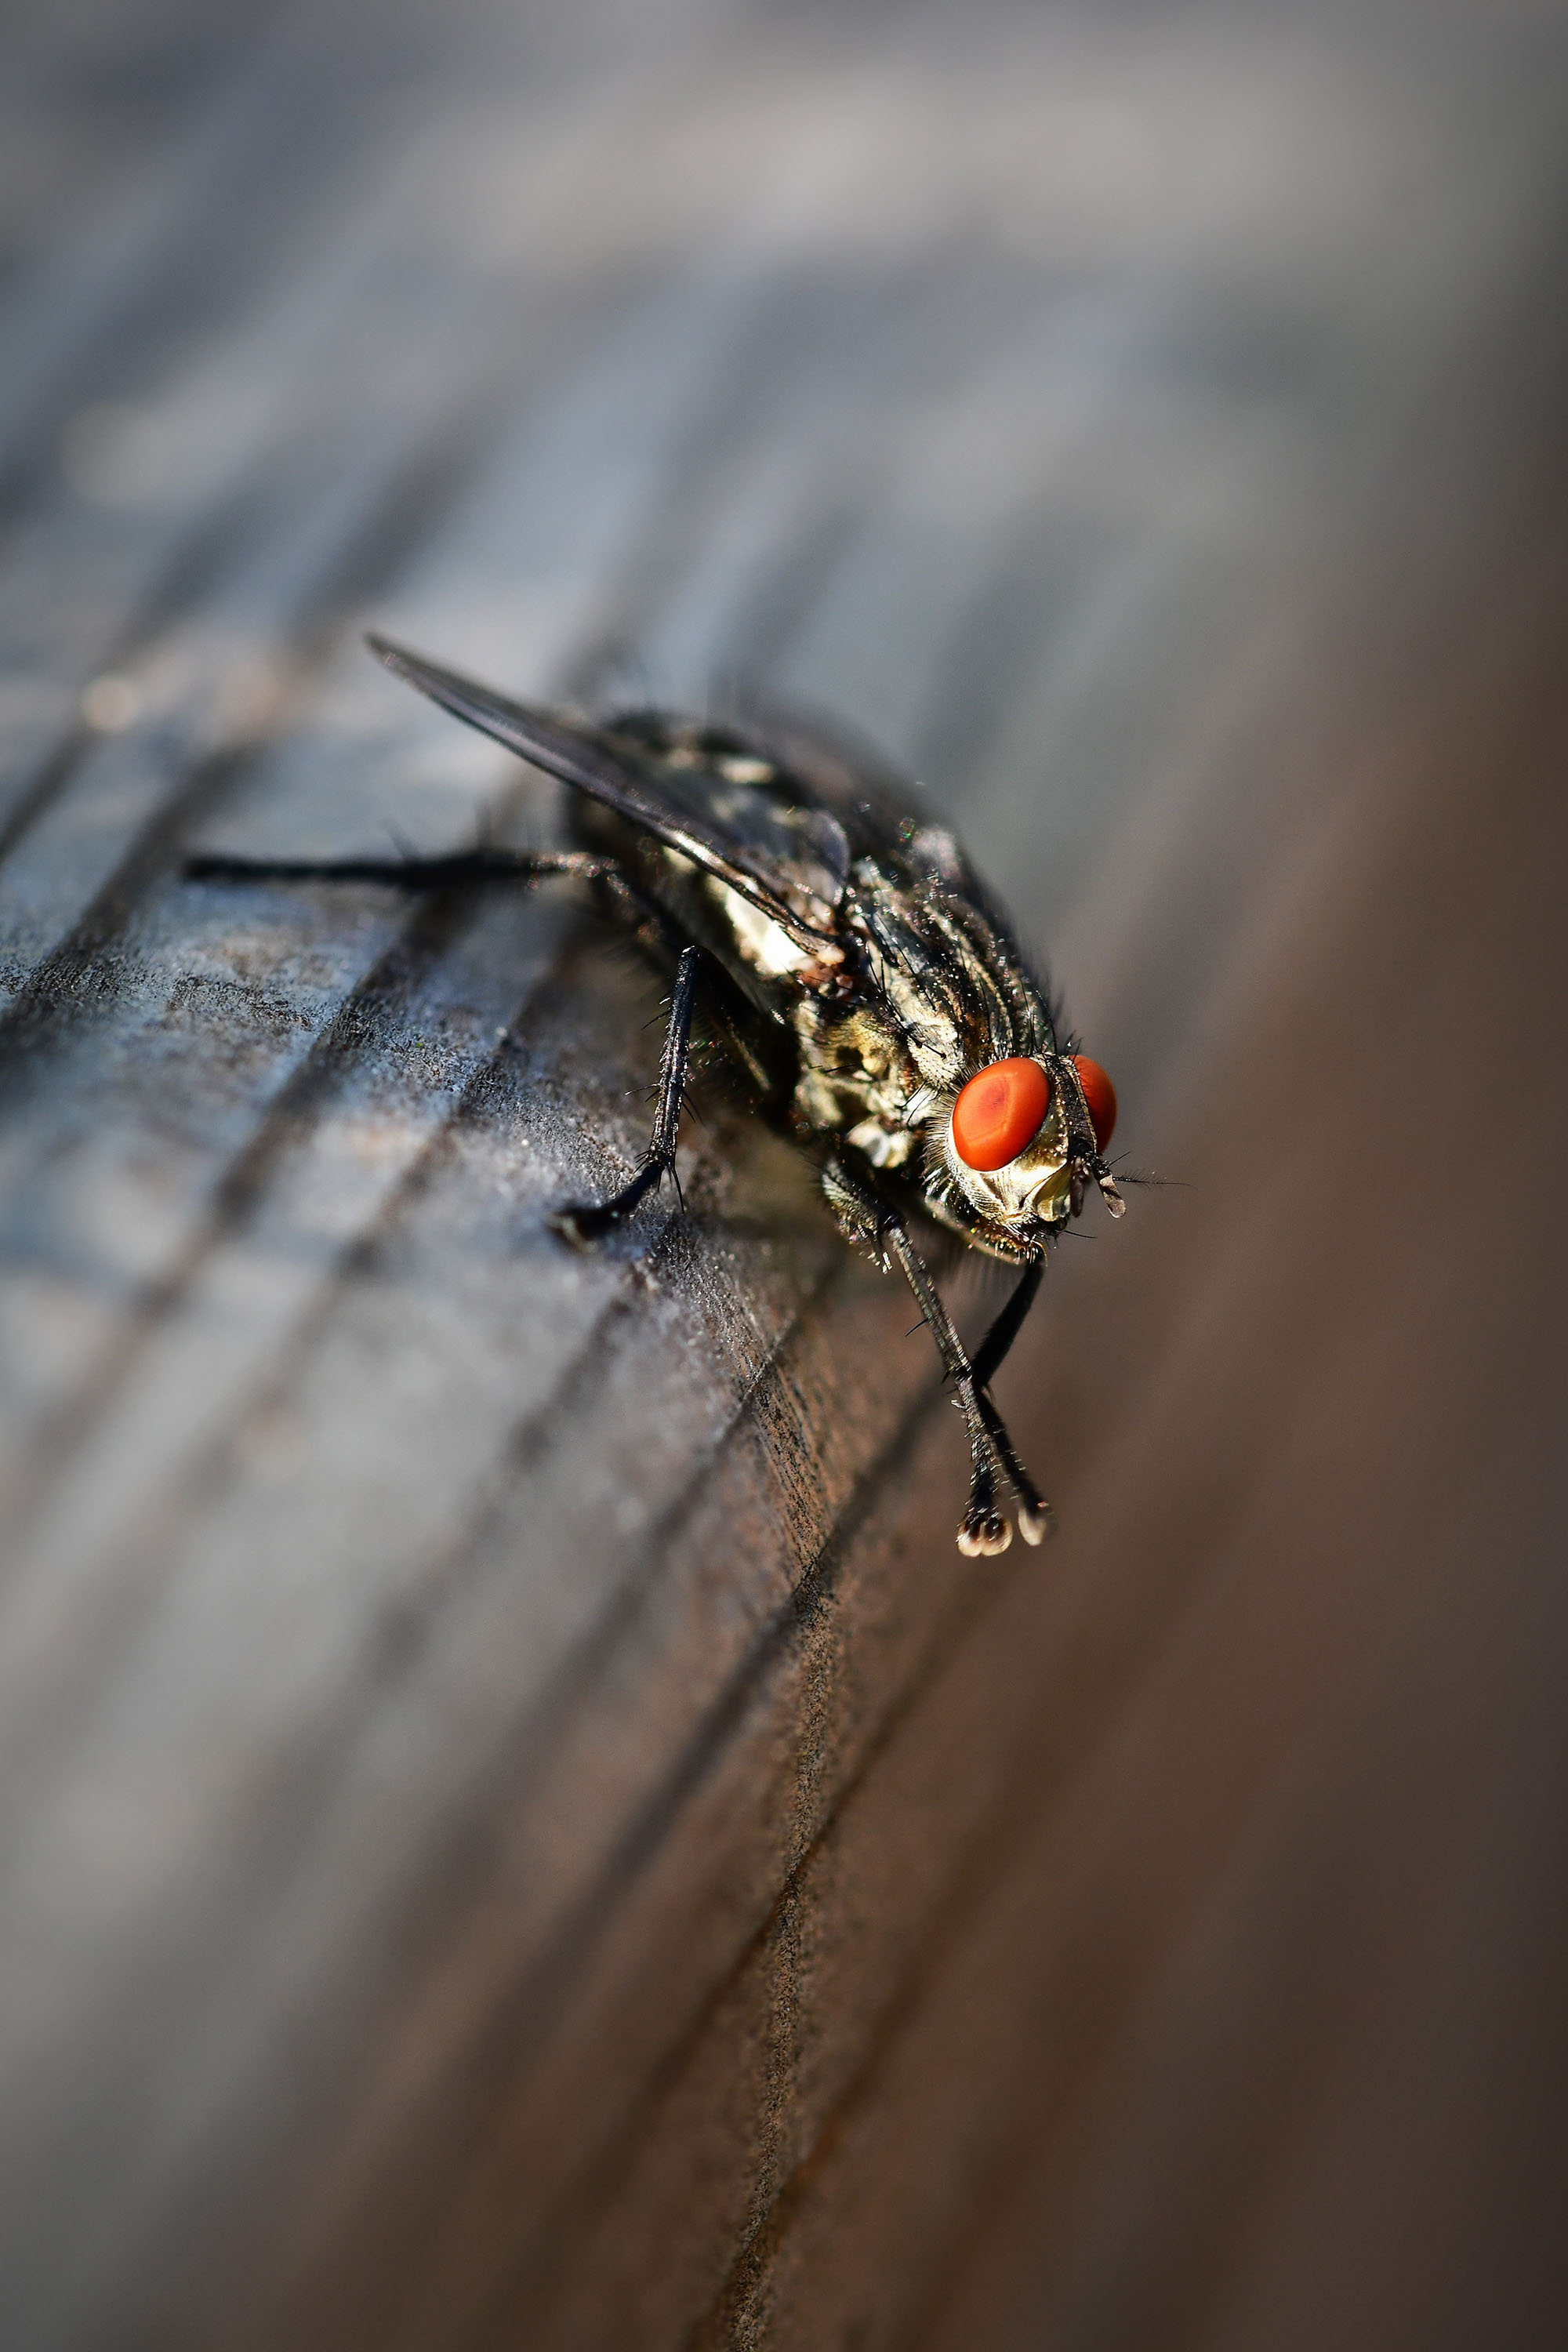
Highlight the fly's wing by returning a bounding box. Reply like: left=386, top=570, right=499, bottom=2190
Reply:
left=717, top=698, right=926, bottom=865
left=721, top=697, right=1007, bottom=912
left=369, top=637, right=843, bottom=941
left=723, top=694, right=1054, bottom=1004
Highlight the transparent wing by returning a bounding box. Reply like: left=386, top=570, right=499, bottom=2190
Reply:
left=369, top=637, right=842, bottom=942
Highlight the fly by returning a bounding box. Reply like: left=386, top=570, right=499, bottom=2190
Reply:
left=190, top=637, right=1125, bottom=1555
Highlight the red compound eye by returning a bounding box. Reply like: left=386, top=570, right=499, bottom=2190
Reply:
left=1070, top=1054, right=1116, bottom=1150
left=952, top=1058, right=1051, bottom=1171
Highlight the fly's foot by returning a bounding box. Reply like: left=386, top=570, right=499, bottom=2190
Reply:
left=548, top=1199, right=621, bottom=1249
left=973, top=1391, right=1053, bottom=1548
left=956, top=1457, right=1013, bottom=1556
left=548, top=1154, right=672, bottom=1249
left=956, top=1491, right=1051, bottom=1554
left=993, top=1442, right=1053, bottom=1548
left=957, top=1502, right=1012, bottom=1558
left=1014, top=1497, right=1054, bottom=1546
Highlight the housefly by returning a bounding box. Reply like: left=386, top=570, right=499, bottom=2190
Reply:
left=191, top=637, right=1123, bottom=1555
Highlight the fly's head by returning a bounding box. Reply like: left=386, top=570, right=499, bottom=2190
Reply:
left=921, top=1047, right=1122, bottom=1258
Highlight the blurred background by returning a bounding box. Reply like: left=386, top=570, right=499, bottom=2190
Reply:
left=1, top=1, right=1566, bottom=2346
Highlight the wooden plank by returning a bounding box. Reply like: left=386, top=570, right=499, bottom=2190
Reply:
left=1, top=3, right=1566, bottom=2347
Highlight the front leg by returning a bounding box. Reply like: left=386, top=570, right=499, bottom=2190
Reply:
left=971, top=1261, right=1051, bottom=1544
left=823, top=1160, right=1048, bottom=1555
left=550, top=943, right=702, bottom=1246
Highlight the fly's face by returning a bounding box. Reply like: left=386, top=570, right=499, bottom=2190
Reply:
left=934, top=1048, right=1120, bottom=1254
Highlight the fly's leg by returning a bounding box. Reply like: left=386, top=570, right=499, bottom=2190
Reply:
left=879, top=1220, right=1017, bottom=1557
left=550, top=942, right=701, bottom=1247
left=187, top=848, right=608, bottom=889
left=189, top=845, right=656, bottom=940
left=970, top=1261, right=1051, bottom=1543
left=190, top=840, right=695, bottom=1243
left=971, top=1394, right=1049, bottom=1544
left=824, top=1161, right=1044, bottom=1556
left=970, top=1258, right=1043, bottom=1387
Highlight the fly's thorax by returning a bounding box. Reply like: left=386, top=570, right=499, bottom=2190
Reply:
left=790, top=985, right=924, bottom=1163
left=628, top=843, right=843, bottom=1024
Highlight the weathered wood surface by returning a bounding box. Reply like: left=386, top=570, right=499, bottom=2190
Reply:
left=2, top=3, right=1566, bottom=2346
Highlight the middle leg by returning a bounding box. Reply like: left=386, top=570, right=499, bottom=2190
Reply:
left=550, top=942, right=702, bottom=1246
